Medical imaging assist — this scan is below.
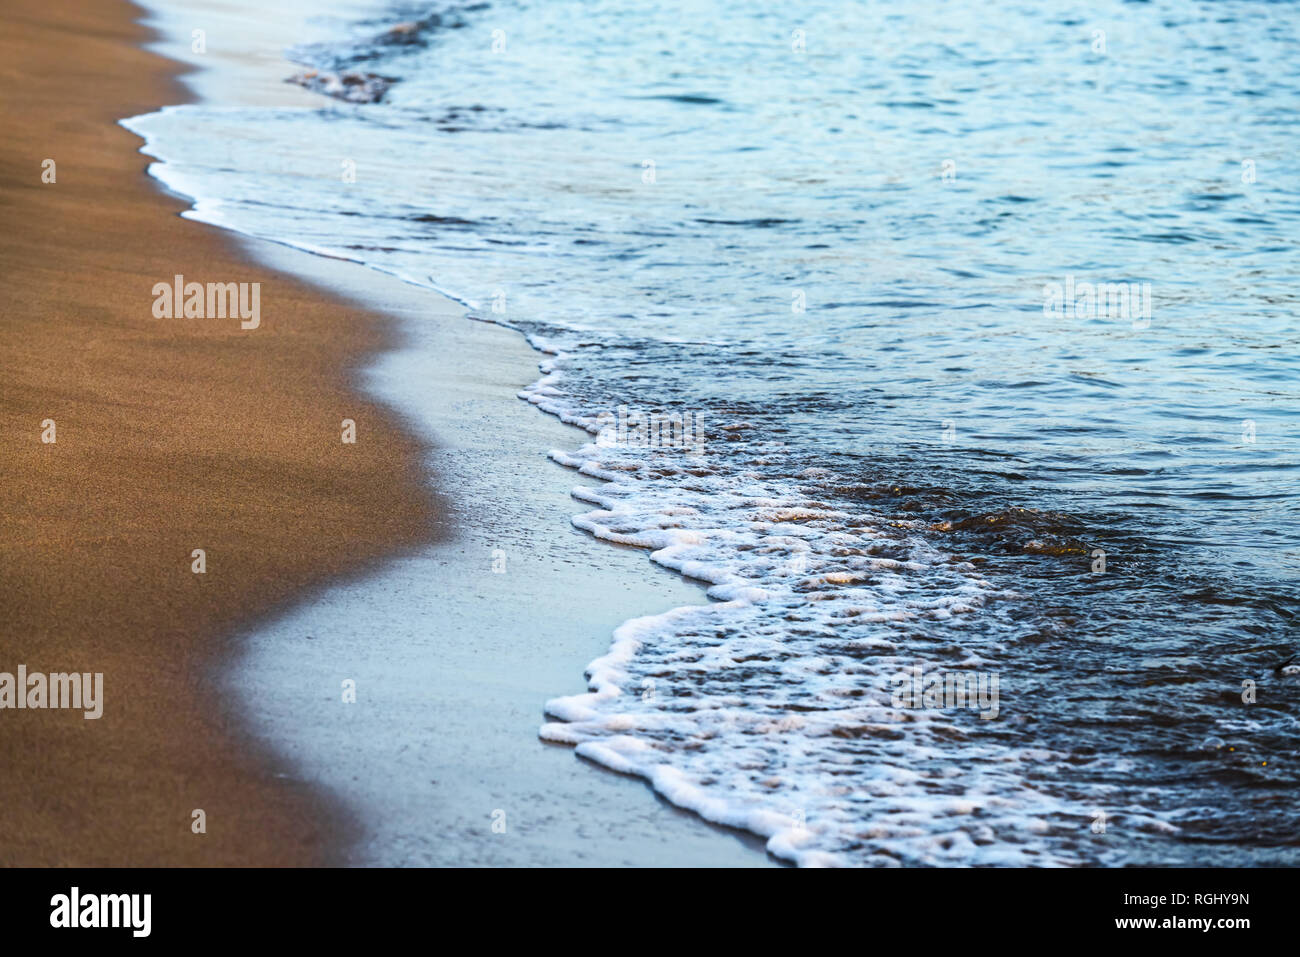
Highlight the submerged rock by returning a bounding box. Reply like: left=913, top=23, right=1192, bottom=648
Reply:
left=287, top=69, right=395, bottom=104
left=377, top=20, right=428, bottom=46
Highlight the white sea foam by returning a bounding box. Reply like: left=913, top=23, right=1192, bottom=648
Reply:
left=122, top=67, right=1119, bottom=871
left=523, top=371, right=1108, bottom=866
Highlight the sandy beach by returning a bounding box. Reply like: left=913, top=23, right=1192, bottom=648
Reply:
left=3, top=0, right=1294, bottom=878
left=0, top=0, right=435, bottom=865
left=0, top=0, right=772, bottom=868
left=224, top=243, right=774, bottom=866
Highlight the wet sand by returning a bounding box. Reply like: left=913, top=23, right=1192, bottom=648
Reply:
left=0, top=0, right=775, bottom=868
left=0, top=0, right=435, bottom=864
left=228, top=244, right=776, bottom=866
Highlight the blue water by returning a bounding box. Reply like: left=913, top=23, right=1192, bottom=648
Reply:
left=126, top=0, right=1299, bottom=865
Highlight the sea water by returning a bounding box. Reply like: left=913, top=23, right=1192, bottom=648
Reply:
left=124, top=0, right=1300, bottom=866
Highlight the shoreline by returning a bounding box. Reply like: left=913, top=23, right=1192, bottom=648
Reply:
left=120, top=0, right=777, bottom=865
left=3, top=0, right=775, bottom=866
left=0, top=0, right=436, bottom=864
left=1, top=0, right=1290, bottom=875
left=223, top=241, right=775, bottom=866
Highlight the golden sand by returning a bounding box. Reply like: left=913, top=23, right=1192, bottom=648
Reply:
left=0, top=0, right=436, bottom=864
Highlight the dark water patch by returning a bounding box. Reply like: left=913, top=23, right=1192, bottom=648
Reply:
left=631, top=93, right=728, bottom=106
left=694, top=217, right=799, bottom=228
left=408, top=213, right=477, bottom=225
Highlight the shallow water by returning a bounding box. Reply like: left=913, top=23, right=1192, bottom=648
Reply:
left=125, top=0, right=1299, bottom=865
